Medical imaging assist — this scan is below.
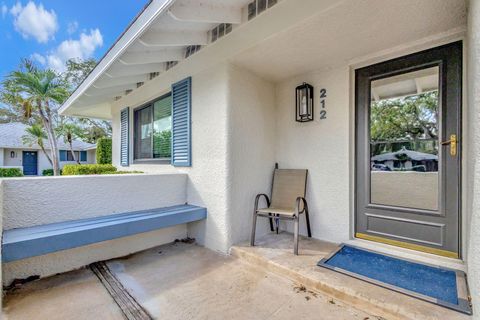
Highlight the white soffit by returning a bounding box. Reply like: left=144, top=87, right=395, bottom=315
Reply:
left=59, top=0, right=252, bottom=119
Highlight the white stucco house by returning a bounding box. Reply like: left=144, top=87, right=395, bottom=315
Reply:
left=0, top=123, right=96, bottom=175
left=2, top=0, right=480, bottom=319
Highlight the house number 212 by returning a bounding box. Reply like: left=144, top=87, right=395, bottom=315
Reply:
left=320, top=88, right=327, bottom=119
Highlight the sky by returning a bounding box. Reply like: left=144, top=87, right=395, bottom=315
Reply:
left=0, top=0, right=149, bottom=78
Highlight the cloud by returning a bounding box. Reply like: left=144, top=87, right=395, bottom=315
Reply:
left=67, top=21, right=78, bottom=35
left=31, top=52, right=46, bottom=65
left=10, top=1, right=58, bottom=43
left=34, top=29, right=103, bottom=72
left=1, top=3, right=7, bottom=18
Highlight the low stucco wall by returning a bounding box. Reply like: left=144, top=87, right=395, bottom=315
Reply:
left=1, top=174, right=188, bottom=285
left=371, top=171, right=438, bottom=211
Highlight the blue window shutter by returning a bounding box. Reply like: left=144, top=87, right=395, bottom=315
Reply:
left=171, top=77, right=192, bottom=167
left=120, top=107, right=130, bottom=166
left=80, top=151, right=87, bottom=162
left=59, top=150, right=67, bottom=161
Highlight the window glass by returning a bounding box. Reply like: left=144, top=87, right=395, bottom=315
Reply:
left=370, top=66, right=439, bottom=211
left=66, top=151, right=79, bottom=161
left=153, top=95, right=172, bottom=159
left=135, top=106, right=152, bottom=159
left=134, top=94, right=171, bottom=160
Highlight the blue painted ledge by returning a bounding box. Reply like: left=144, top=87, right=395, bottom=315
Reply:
left=2, top=204, right=207, bottom=262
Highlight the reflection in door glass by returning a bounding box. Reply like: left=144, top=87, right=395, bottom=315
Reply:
left=370, top=67, right=439, bottom=211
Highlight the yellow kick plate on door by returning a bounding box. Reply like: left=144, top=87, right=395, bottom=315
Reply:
left=355, top=233, right=459, bottom=259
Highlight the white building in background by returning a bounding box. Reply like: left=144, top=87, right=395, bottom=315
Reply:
left=0, top=123, right=96, bottom=175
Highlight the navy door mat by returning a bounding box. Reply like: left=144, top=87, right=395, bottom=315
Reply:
left=317, top=244, right=472, bottom=314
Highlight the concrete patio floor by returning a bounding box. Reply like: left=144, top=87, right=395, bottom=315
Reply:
left=232, top=232, right=472, bottom=320
left=3, top=241, right=375, bottom=320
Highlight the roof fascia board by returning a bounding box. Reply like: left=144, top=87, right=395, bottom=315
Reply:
left=59, top=0, right=176, bottom=115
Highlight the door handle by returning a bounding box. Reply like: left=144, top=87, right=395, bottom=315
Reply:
left=441, top=134, right=457, bottom=156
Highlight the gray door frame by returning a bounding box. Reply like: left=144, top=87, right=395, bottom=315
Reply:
left=354, top=41, right=462, bottom=258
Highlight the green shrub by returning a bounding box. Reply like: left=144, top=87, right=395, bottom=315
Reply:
left=96, top=138, right=112, bottom=164
left=62, top=164, right=117, bottom=176
left=0, top=168, right=24, bottom=177
left=42, top=169, right=63, bottom=176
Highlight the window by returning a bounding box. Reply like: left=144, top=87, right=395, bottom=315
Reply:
left=134, top=93, right=172, bottom=161
left=67, top=151, right=79, bottom=161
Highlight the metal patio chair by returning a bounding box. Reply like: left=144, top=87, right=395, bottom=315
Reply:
left=250, top=167, right=312, bottom=255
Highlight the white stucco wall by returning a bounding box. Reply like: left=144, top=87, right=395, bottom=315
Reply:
left=0, top=148, right=4, bottom=166
left=227, top=64, right=276, bottom=245
left=111, top=64, right=231, bottom=253
left=466, top=0, right=480, bottom=314
left=274, top=67, right=351, bottom=243
left=1, top=174, right=188, bottom=284
left=110, top=63, right=277, bottom=253
left=87, top=149, right=96, bottom=164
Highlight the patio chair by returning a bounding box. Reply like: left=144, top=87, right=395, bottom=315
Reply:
left=250, top=167, right=312, bottom=255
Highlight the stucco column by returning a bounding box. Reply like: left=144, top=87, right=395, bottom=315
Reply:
left=467, top=0, right=480, bottom=313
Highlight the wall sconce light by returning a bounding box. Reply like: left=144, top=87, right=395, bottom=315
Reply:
left=10, top=151, right=15, bottom=158
left=295, top=82, right=314, bottom=122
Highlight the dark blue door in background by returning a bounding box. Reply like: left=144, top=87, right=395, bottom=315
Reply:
left=22, top=151, right=38, bottom=175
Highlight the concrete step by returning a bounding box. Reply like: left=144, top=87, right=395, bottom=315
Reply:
left=231, top=232, right=472, bottom=320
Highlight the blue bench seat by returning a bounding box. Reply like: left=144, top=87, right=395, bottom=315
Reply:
left=2, top=204, right=207, bottom=262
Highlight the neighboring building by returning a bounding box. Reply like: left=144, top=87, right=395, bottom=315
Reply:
left=371, top=147, right=438, bottom=172
left=52, top=0, right=480, bottom=312
left=0, top=123, right=96, bottom=175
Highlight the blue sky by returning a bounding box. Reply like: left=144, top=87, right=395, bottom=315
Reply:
left=0, top=0, right=149, bottom=78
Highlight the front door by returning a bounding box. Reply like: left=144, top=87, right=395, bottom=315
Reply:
left=22, top=151, right=38, bottom=176
left=355, top=42, right=462, bottom=258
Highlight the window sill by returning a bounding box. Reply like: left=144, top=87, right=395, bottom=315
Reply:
left=132, top=159, right=171, bottom=165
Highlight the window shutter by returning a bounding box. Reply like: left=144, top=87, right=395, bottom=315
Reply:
left=120, top=107, right=130, bottom=166
left=171, top=77, right=192, bottom=167
left=59, top=150, right=67, bottom=161
left=80, top=151, right=87, bottom=162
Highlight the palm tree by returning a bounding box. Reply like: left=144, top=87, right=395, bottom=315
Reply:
left=56, top=121, right=83, bottom=164
left=2, top=60, right=69, bottom=175
left=22, top=124, right=53, bottom=167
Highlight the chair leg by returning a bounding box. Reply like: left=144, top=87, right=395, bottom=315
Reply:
left=250, top=211, right=258, bottom=246
left=268, top=213, right=274, bottom=232
left=275, top=215, right=279, bottom=234
left=305, top=207, right=312, bottom=238
left=293, top=216, right=299, bottom=255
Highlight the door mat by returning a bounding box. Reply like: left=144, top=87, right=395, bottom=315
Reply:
left=317, top=244, right=472, bottom=314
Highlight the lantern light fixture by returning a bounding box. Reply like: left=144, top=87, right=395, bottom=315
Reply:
left=10, top=151, right=15, bottom=158
left=295, top=82, right=314, bottom=122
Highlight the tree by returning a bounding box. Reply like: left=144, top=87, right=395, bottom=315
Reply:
left=371, top=91, right=438, bottom=141
left=56, top=120, right=83, bottom=164
left=1, top=59, right=69, bottom=175
left=62, top=59, right=112, bottom=143
left=22, top=124, right=53, bottom=167
left=370, top=91, right=438, bottom=156
left=63, top=58, right=97, bottom=89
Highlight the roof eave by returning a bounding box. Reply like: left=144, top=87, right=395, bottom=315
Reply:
left=59, top=0, right=176, bottom=116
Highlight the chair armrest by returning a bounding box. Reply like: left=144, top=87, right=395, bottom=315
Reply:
left=295, top=197, right=308, bottom=215
left=255, top=194, right=271, bottom=211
